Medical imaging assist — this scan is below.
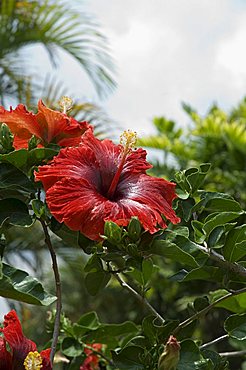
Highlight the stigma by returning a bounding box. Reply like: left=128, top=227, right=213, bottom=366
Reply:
left=24, top=351, right=43, bottom=370
left=58, top=96, right=73, bottom=114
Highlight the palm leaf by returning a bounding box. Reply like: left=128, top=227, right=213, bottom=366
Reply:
left=0, top=0, right=116, bottom=102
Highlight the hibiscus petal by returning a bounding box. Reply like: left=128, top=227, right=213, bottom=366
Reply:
left=45, top=178, right=107, bottom=240
left=0, top=105, right=42, bottom=149
left=37, top=100, right=89, bottom=145
left=35, top=145, right=100, bottom=191
left=40, top=348, right=52, bottom=370
left=1, top=310, right=37, bottom=369
left=0, top=337, right=12, bottom=370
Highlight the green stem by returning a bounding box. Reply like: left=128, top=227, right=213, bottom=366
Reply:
left=173, top=287, right=246, bottom=335
left=114, top=273, right=165, bottom=323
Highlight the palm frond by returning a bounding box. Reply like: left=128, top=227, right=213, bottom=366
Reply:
left=0, top=0, right=116, bottom=99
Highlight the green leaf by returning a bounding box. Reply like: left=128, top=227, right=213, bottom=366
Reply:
left=50, top=218, right=79, bottom=248
left=151, top=239, right=199, bottom=268
left=191, top=221, right=206, bottom=244
left=176, top=267, right=224, bottom=283
left=128, top=217, right=142, bottom=242
left=84, top=254, right=103, bottom=273
left=0, top=198, right=33, bottom=228
left=209, top=289, right=246, bottom=314
left=62, top=337, right=83, bottom=357
left=192, top=192, right=241, bottom=214
left=177, top=340, right=206, bottom=370
left=142, top=258, right=154, bottom=285
left=0, top=149, right=28, bottom=169
left=0, top=263, right=56, bottom=305
left=224, top=313, right=246, bottom=340
left=203, top=212, right=242, bottom=237
left=112, top=346, right=145, bottom=369
left=104, top=221, right=122, bottom=245
left=85, top=271, right=110, bottom=296
left=28, top=147, right=59, bottom=166
left=0, top=162, right=34, bottom=200
left=223, top=224, right=246, bottom=262
left=77, top=311, right=100, bottom=329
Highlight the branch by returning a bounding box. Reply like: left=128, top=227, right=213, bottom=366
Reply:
left=196, top=243, right=246, bottom=278
left=200, top=334, right=229, bottom=349
left=114, top=273, right=165, bottom=323
left=39, top=218, right=62, bottom=364
left=219, top=350, right=246, bottom=358
left=173, top=287, right=246, bottom=335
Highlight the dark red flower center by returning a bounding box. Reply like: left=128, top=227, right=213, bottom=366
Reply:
left=106, top=130, right=137, bottom=200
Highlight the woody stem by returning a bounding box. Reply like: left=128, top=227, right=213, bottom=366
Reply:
left=39, top=218, right=62, bottom=364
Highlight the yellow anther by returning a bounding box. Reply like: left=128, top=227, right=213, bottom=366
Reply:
left=24, top=351, right=43, bottom=370
left=120, top=130, right=137, bottom=151
left=58, top=96, right=73, bottom=114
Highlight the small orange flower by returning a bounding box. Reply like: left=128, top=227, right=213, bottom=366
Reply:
left=80, top=343, right=103, bottom=370
left=0, top=100, right=90, bottom=149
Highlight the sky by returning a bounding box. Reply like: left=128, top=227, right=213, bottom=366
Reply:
left=59, top=0, right=246, bottom=136
left=1, top=0, right=246, bottom=317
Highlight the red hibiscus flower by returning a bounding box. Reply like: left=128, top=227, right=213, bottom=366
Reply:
left=35, top=129, right=180, bottom=241
left=0, top=97, right=90, bottom=149
left=0, top=310, right=52, bottom=370
left=80, top=343, right=102, bottom=370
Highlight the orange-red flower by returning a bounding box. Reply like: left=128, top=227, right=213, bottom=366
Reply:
left=0, top=100, right=90, bottom=149
left=0, top=310, right=52, bottom=370
left=80, top=343, right=102, bottom=370
left=35, top=129, right=180, bottom=241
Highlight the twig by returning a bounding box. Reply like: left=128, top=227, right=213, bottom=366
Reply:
left=114, top=273, right=165, bottom=323
left=39, top=218, right=62, bottom=364
left=200, top=334, right=229, bottom=349
left=195, top=243, right=246, bottom=278
left=219, top=350, right=246, bottom=358
left=173, top=287, right=246, bottom=335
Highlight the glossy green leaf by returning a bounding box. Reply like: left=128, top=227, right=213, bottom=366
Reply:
left=223, top=224, right=246, bottom=262
left=175, top=267, right=224, bottom=283
left=151, top=239, right=199, bottom=268
left=191, top=221, right=206, bottom=244
left=209, top=289, right=246, bottom=314
left=203, top=212, right=242, bottom=237
left=104, top=221, right=122, bottom=245
left=177, top=340, right=207, bottom=370
left=128, top=217, right=142, bottom=242
left=0, top=263, right=56, bottom=305
left=0, top=163, right=35, bottom=194
left=224, top=313, right=246, bottom=340
left=62, top=337, right=83, bottom=357
left=0, top=198, right=33, bottom=227
left=0, top=149, right=28, bottom=169
left=77, top=311, right=100, bottom=329
left=112, top=345, right=145, bottom=370
left=85, top=271, right=110, bottom=296
left=142, top=258, right=153, bottom=285
left=28, top=147, right=59, bottom=166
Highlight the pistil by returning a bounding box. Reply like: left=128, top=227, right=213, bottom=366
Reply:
left=107, top=130, right=137, bottom=199
left=58, top=96, right=73, bottom=114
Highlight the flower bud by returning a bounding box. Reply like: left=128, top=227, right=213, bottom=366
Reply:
left=128, top=217, right=142, bottom=242
left=158, top=335, right=180, bottom=370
